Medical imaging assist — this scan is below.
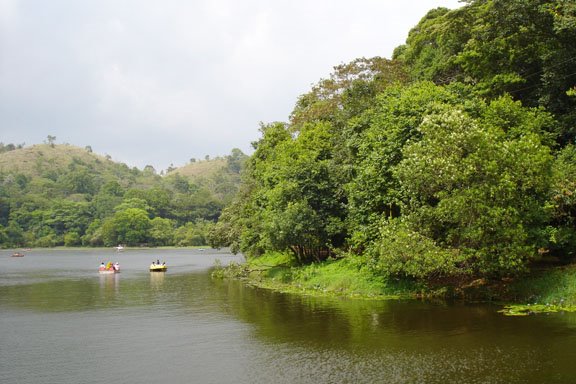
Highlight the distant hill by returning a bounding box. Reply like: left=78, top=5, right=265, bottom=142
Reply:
left=0, top=144, right=114, bottom=177
left=167, top=158, right=228, bottom=179
left=164, top=149, right=247, bottom=203
left=0, top=143, right=247, bottom=248
left=0, top=143, right=246, bottom=189
left=0, top=143, right=162, bottom=192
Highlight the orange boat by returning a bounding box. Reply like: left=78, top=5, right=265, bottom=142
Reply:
left=99, top=262, right=120, bottom=274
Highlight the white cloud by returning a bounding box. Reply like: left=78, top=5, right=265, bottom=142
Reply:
left=0, top=0, right=463, bottom=171
left=0, top=0, right=19, bottom=30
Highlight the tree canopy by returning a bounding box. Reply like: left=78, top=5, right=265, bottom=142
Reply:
left=211, top=0, right=576, bottom=280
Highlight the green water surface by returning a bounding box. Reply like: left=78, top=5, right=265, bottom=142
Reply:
left=1, top=248, right=575, bottom=383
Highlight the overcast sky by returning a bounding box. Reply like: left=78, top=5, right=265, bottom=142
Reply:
left=1, top=0, right=463, bottom=171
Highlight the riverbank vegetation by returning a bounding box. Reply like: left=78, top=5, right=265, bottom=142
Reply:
left=213, top=252, right=576, bottom=316
left=0, top=144, right=247, bottom=248
left=210, top=0, right=576, bottom=307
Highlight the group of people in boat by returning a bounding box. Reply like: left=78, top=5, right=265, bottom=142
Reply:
left=151, top=259, right=166, bottom=267
left=150, top=259, right=167, bottom=271
left=99, top=261, right=120, bottom=272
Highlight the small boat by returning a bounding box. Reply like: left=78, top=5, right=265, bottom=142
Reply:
left=99, top=262, right=120, bottom=274
left=150, top=263, right=167, bottom=272
left=99, top=269, right=118, bottom=274
left=11, top=252, right=24, bottom=257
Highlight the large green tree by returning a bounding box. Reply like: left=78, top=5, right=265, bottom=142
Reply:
left=213, top=1, right=576, bottom=281
left=111, top=208, right=151, bottom=246
left=260, top=121, right=346, bottom=263
left=391, top=97, right=554, bottom=276
left=395, top=0, right=576, bottom=142
left=346, top=82, right=470, bottom=248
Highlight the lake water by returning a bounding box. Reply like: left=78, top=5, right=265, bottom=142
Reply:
left=1, top=248, right=576, bottom=383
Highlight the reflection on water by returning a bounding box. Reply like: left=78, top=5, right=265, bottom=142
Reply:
left=220, top=280, right=576, bottom=383
left=1, top=249, right=576, bottom=383
left=149, top=270, right=165, bottom=289
left=99, top=273, right=120, bottom=300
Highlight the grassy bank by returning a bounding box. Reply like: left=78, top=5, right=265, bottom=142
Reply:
left=213, top=252, right=425, bottom=299
left=213, top=252, right=576, bottom=315
left=497, top=266, right=576, bottom=315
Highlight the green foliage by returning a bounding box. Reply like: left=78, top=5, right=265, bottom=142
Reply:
left=290, top=57, right=408, bottom=128
left=548, top=144, right=576, bottom=259
left=221, top=120, right=347, bottom=263
left=148, top=217, right=175, bottom=246
left=394, top=100, right=553, bottom=275
left=113, top=197, right=151, bottom=213
left=82, top=220, right=104, bottom=246
left=0, top=144, right=244, bottom=248
left=511, top=266, right=576, bottom=306
left=218, top=251, right=421, bottom=298
left=173, top=220, right=213, bottom=246
left=111, top=208, right=151, bottom=246
left=207, top=198, right=244, bottom=253
left=59, top=168, right=100, bottom=195
left=394, top=7, right=469, bottom=84
left=3, top=222, right=24, bottom=247
left=397, top=0, right=576, bottom=144
left=346, top=82, right=469, bottom=247
left=216, top=0, right=576, bottom=279
left=64, top=231, right=81, bottom=246
left=367, top=218, right=461, bottom=279
left=213, top=122, right=292, bottom=257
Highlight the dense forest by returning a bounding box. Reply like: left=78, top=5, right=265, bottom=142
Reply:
left=210, top=0, right=576, bottom=279
left=0, top=143, right=247, bottom=248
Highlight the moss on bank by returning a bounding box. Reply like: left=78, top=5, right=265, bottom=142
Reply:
left=213, top=252, right=576, bottom=315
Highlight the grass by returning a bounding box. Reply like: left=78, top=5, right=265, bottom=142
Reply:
left=214, top=252, right=424, bottom=299
left=497, top=265, right=576, bottom=315
left=0, top=144, right=112, bottom=176
left=214, top=252, right=576, bottom=315
left=166, top=158, right=227, bottom=178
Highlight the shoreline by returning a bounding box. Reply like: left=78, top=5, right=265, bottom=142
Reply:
left=3, top=245, right=213, bottom=252
left=213, top=252, right=576, bottom=316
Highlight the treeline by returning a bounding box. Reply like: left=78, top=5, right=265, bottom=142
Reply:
left=0, top=143, right=25, bottom=154
left=210, top=0, right=576, bottom=279
left=0, top=144, right=247, bottom=248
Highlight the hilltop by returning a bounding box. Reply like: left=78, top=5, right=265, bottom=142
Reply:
left=167, top=158, right=228, bottom=178
left=0, top=144, right=116, bottom=178
left=0, top=143, right=245, bottom=186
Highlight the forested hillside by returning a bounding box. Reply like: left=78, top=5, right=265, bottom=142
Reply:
left=211, top=0, right=576, bottom=279
left=0, top=143, right=247, bottom=247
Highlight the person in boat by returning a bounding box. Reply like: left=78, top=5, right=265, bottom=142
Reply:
left=113, top=262, right=120, bottom=271
left=99, top=262, right=106, bottom=270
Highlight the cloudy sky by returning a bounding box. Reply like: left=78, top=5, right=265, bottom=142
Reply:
left=1, top=0, right=462, bottom=171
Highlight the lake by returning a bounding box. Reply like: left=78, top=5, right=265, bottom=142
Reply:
left=1, top=248, right=576, bottom=383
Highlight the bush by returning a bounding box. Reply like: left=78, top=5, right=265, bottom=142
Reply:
left=64, top=231, right=81, bottom=246
left=368, top=219, right=461, bottom=279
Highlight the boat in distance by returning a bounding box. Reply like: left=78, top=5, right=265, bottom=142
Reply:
left=150, top=263, right=167, bottom=272
left=99, top=262, right=120, bottom=274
